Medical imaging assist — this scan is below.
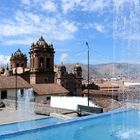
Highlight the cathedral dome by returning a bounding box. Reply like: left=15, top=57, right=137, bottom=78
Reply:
left=30, top=37, right=55, bottom=54
left=10, top=49, right=27, bottom=70
left=12, top=49, right=27, bottom=59
left=35, top=36, right=49, bottom=48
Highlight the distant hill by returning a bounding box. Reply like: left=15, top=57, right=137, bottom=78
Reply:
left=2, top=62, right=140, bottom=80
left=64, top=63, right=140, bottom=80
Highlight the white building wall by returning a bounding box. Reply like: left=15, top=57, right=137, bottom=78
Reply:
left=0, top=89, right=51, bottom=103
left=124, top=82, right=140, bottom=87
left=51, top=96, right=98, bottom=110
left=0, top=89, right=16, bottom=100
left=7, top=89, right=16, bottom=100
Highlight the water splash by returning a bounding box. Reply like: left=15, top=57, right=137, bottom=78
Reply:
left=113, top=129, right=140, bottom=140
left=112, top=0, right=140, bottom=138
left=17, top=88, right=35, bottom=119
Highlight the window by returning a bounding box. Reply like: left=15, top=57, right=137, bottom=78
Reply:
left=46, top=58, right=50, bottom=68
left=1, top=91, right=7, bottom=99
left=61, top=72, right=64, bottom=76
left=44, top=79, right=48, bottom=83
left=46, top=97, right=50, bottom=100
left=20, top=89, right=24, bottom=97
left=16, top=63, right=19, bottom=67
left=40, top=57, right=44, bottom=68
left=78, top=72, right=81, bottom=76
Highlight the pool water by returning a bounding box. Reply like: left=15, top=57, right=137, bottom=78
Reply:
left=0, top=117, right=62, bottom=136
left=1, top=110, right=140, bottom=140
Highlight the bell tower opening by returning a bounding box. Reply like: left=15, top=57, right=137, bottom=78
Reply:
left=40, top=57, right=44, bottom=68
left=46, top=58, right=50, bottom=68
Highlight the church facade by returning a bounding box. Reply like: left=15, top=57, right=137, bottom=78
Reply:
left=6, top=37, right=83, bottom=95
left=56, top=64, right=83, bottom=95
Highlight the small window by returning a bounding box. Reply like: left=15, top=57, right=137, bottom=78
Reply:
left=16, top=63, right=19, bottom=67
left=40, top=57, right=44, bottom=68
left=1, top=91, right=7, bottom=99
left=46, top=58, right=50, bottom=68
left=46, top=97, right=50, bottom=100
left=44, top=79, right=48, bottom=83
left=61, top=72, right=64, bottom=76
left=77, top=71, right=81, bottom=76
left=21, top=89, right=24, bottom=97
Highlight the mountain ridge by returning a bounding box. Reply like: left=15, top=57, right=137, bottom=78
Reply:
left=63, top=63, right=140, bottom=80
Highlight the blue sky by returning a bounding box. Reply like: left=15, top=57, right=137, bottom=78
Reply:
left=0, top=0, right=140, bottom=66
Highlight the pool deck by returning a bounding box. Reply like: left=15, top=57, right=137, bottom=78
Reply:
left=0, top=107, right=78, bottom=125
left=0, top=102, right=139, bottom=125
left=0, top=107, right=47, bottom=125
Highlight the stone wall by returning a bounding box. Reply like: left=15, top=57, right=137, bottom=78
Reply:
left=3, top=99, right=75, bottom=115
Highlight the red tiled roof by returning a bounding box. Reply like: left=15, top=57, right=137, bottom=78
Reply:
left=32, top=84, right=69, bottom=96
left=83, top=89, right=119, bottom=96
left=0, top=76, right=31, bottom=90
left=92, top=97, right=122, bottom=111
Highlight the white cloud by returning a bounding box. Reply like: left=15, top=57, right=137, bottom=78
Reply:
left=41, top=1, right=57, bottom=12
left=61, top=0, right=75, bottom=14
left=81, top=0, right=111, bottom=12
left=61, top=21, right=78, bottom=33
left=60, top=53, right=69, bottom=62
left=21, top=0, right=31, bottom=5
left=0, top=55, right=10, bottom=65
left=69, top=0, right=137, bottom=13
left=0, top=38, right=33, bottom=46
left=21, top=0, right=58, bottom=12
left=0, top=10, right=78, bottom=45
left=113, top=0, right=139, bottom=8
left=61, top=0, right=111, bottom=13
left=84, top=23, right=105, bottom=33
left=94, top=24, right=105, bottom=33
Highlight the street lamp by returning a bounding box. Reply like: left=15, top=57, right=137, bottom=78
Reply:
left=15, top=63, right=17, bottom=110
left=86, top=42, right=90, bottom=106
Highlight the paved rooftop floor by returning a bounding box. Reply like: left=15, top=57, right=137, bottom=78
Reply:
left=0, top=107, right=46, bottom=125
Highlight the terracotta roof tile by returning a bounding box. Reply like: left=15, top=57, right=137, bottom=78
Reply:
left=0, top=76, right=31, bottom=90
left=32, top=84, right=69, bottom=96
left=92, top=97, right=122, bottom=111
left=83, top=89, right=119, bottom=96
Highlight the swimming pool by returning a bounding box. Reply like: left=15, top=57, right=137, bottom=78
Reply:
left=1, top=109, right=140, bottom=140
left=0, top=117, right=62, bottom=136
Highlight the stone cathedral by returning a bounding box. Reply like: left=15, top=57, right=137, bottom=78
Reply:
left=5, top=37, right=82, bottom=95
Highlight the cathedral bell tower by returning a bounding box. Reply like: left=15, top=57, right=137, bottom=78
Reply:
left=10, top=49, right=27, bottom=73
left=29, top=36, right=55, bottom=84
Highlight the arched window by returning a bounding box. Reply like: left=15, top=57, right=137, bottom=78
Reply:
left=78, top=71, right=81, bottom=76
left=40, top=57, right=44, bottom=68
left=44, top=79, right=48, bottom=83
left=61, top=71, right=64, bottom=76
left=46, top=58, right=50, bottom=68
left=16, top=63, right=19, bottom=67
